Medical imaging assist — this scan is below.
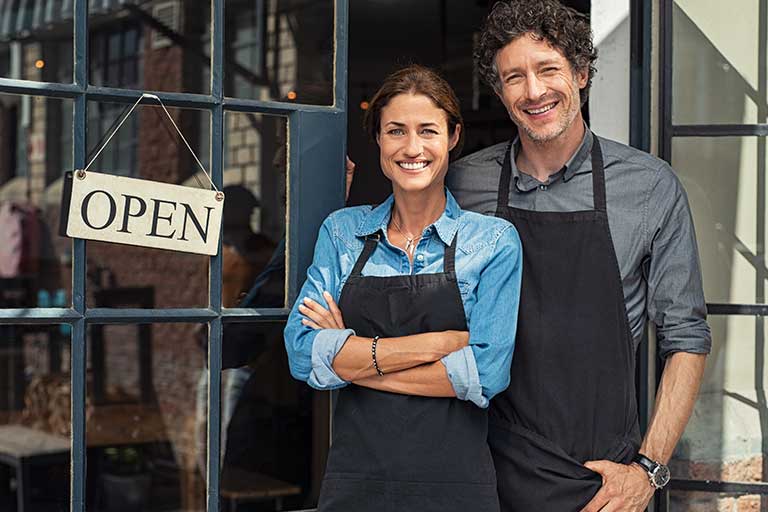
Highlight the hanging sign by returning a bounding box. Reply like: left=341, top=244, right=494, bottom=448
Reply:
left=61, top=93, right=224, bottom=256
left=64, top=170, right=223, bottom=256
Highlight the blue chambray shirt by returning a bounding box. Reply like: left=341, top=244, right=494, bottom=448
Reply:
left=284, top=189, right=522, bottom=408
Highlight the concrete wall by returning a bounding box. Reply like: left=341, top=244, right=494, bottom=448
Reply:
left=590, top=0, right=630, bottom=144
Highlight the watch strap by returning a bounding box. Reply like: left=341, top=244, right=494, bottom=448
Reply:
left=633, top=453, right=657, bottom=473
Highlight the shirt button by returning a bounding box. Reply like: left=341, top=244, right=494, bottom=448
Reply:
left=539, top=184, right=548, bottom=191
left=416, top=254, right=424, bottom=261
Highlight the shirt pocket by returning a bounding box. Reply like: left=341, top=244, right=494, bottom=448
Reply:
left=458, top=279, right=473, bottom=299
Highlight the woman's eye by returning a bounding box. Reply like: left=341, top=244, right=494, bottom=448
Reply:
left=387, top=128, right=405, bottom=136
left=421, top=128, right=438, bottom=136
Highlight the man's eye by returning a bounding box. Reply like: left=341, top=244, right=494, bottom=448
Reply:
left=541, top=67, right=558, bottom=74
left=505, top=74, right=522, bottom=83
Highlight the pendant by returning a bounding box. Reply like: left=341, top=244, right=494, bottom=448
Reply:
left=405, top=239, right=414, bottom=254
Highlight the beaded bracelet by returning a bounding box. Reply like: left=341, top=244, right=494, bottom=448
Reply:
left=371, top=335, right=384, bottom=376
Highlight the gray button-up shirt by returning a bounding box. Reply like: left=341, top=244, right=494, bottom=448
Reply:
left=447, top=130, right=712, bottom=357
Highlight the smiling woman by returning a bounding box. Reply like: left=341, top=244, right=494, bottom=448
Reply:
left=283, top=65, right=523, bottom=512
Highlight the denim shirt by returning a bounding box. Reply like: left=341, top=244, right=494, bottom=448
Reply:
left=284, top=190, right=522, bottom=408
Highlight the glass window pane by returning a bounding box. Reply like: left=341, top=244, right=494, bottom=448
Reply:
left=0, top=325, right=71, bottom=511
left=671, top=315, right=768, bottom=496
left=223, top=112, right=287, bottom=309
left=219, top=321, right=328, bottom=510
left=0, top=8, right=73, bottom=84
left=224, top=0, right=334, bottom=105
left=0, top=94, right=73, bottom=308
left=87, top=322, right=206, bottom=511
left=88, top=1, right=211, bottom=94
left=86, top=102, right=211, bottom=308
left=672, top=0, right=767, bottom=124
left=672, top=136, right=767, bottom=304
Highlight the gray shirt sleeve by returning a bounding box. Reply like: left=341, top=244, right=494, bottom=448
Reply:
left=645, top=161, right=712, bottom=358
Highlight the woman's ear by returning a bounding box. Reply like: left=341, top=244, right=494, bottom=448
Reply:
left=449, top=124, right=462, bottom=151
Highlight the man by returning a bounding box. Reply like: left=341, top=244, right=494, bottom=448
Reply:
left=446, top=1, right=710, bottom=511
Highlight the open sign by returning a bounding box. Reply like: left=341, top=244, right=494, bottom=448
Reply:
left=62, top=170, right=224, bottom=256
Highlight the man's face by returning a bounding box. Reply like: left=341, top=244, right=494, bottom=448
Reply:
left=494, top=33, right=588, bottom=144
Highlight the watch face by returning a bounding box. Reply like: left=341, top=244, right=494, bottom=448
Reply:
left=652, top=464, right=671, bottom=488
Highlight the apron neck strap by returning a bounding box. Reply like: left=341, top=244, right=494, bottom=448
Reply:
left=350, top=234, right=380, bottom=277
left=496, top=134, right=607, bottom=213
left=589, top=137, right=607, bottom=213
left=443, top=234, right=457, bottom=274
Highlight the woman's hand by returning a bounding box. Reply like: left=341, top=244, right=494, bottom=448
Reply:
left=299, top=291, right=346, bottom=330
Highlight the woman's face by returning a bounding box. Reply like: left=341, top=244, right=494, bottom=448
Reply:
left=377, top=93, right=460, bottom=196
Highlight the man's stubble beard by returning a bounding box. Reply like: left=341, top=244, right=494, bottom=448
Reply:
left=513, top=95, right=581, bottom=146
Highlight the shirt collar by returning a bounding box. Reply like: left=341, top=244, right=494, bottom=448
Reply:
left=355, top=188, right=461, bottom=246
left=501, top=126, right=593, bottom=192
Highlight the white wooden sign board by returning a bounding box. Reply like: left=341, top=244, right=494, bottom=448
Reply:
left=66, top=170, right=224, bottom=256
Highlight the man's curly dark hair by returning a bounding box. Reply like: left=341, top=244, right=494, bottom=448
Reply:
left=476, top=0, right=598, bottom=106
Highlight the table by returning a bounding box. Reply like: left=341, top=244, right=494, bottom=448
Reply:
left=0, top=425, right=70, bottom=512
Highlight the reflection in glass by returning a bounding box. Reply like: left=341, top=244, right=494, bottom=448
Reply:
left=225, top=0, right=334, bottom=104
left=672, top=1, right=766, bottom=124
left=216, top=322, right=329, bottom=510
left=86, top=102, right=211, bottom=308
left=87, top=322, right=206, bottom=511
left=0, top=325, right=71, bottom=511
left=88, top=0, right=210, bottom=94
left=0, top=94, right=73, bottom=308
left=670, top=315, right=768, bottom=508
left=223, top=113, right=287, bottom=309
left=0, top=4, right=74, bottom=83
left=672, top=136, right=767, bottom=304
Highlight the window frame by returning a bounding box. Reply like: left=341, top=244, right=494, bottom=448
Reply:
left=654, top=0, right=768, bottom=509
left=0, top=0, right=349, bottom=510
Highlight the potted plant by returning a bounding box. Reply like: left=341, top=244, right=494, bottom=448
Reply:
left=100, top=447, right=151, bottom=512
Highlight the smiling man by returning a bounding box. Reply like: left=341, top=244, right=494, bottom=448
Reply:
left=447, top=1, right=711, bottom=511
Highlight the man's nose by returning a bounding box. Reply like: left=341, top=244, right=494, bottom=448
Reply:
left=524, top=74, right=547, bottom=101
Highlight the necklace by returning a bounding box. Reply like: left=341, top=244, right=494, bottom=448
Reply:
left=391, top=215, right=421, bottom=257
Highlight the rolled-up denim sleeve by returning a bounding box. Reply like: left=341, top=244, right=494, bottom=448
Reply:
left=284, top=215, right=352, bottom=389
left=440, top=346, right=484, bottom=406
left=455, top=224, right=522, bottom=408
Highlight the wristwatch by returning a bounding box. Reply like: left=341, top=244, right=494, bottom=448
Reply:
left=633, top=453, right=671, bottom=489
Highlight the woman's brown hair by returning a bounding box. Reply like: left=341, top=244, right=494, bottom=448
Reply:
left=364, top=64, right=464, bottom=161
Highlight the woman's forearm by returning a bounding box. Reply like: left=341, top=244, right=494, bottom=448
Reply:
left=332, top=331, right=467, bottom=382
left=354, top=361, right=456, bottom=397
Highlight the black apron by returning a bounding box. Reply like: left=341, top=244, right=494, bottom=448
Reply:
left=318, top=232, right=500, bottom=512
left=489, top=137, right=641, bottom=511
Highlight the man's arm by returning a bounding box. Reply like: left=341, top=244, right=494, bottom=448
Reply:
left=582, top=353, right=706, bottom=512
left=582, top=163, right=711, bottom=512
left=640, top=352, right=707, bottom=462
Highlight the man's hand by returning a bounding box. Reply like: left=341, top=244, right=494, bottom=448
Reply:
left=580, top=460, right=654, bottom=512
left=345, top=156, right=356, bottom=201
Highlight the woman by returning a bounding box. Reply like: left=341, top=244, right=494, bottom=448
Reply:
left=284, top=65, right=522, bottom=512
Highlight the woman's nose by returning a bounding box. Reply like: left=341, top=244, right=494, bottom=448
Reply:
left=404, top=133, right=423, bottom=156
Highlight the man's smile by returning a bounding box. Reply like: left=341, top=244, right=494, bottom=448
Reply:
left=523, top=101, right=558, bottom=117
